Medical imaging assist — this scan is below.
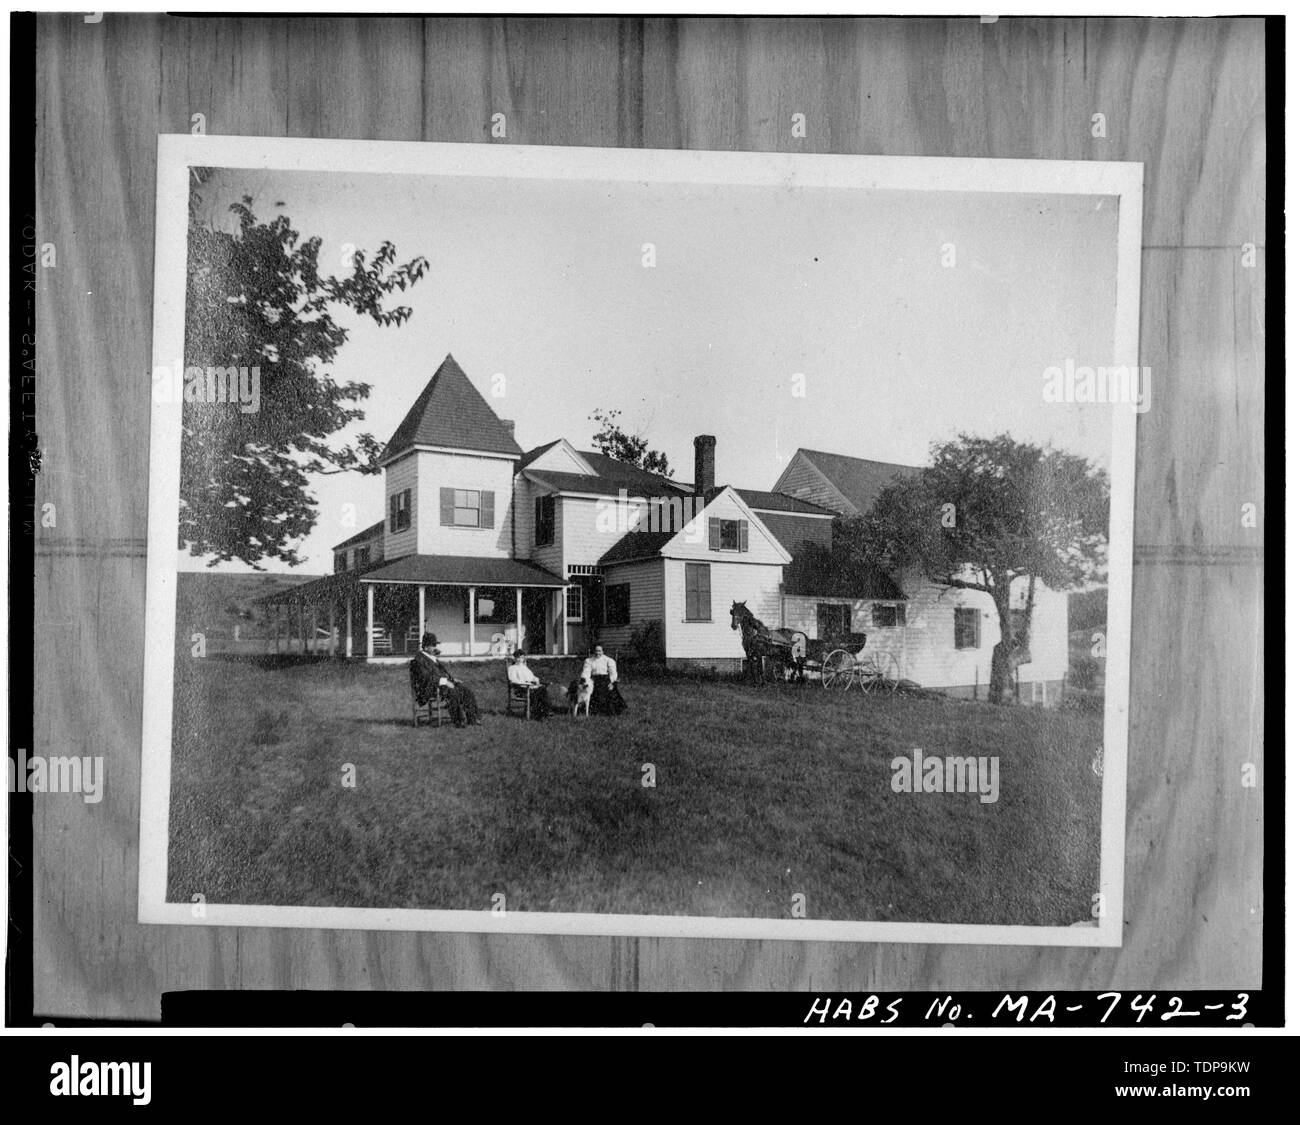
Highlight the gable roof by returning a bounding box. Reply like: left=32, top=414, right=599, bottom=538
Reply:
left=332, top=519, right=384, bottom=552
left=380, top=354, right=523, bottom=463
left=795, top=448, right=921, bottom=515
left=599, top=530, right=677, bottom=565
left=525, top=452, right=690, bottom=499
left=733, top=488, right=836, bottom=516
left=578, top=451, right=692, bottom=495
left=598, top=485, right=791, bottom=566
left=519, top=440, right=565, bottom=469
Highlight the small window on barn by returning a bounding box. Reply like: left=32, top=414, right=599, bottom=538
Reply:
left=535, top=495, right=555, bottom=547
left=334, top=552, right=347, bottom=574
left=355, top=546, right=370, bottom=568
left=872, top=604, right=905, bottom=628
left=604, top=583, right=631, bottom=627
left=817, top=603, right=851, bottom=639
left=954, top=607, right=980, bottom=650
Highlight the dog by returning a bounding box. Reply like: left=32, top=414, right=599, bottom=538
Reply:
left=566, top=676, right=592, bottom=717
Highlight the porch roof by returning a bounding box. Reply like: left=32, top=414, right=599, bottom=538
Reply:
left=359, top=554, right=566, bottom=589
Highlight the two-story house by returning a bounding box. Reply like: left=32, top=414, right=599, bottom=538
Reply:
left=261, top=355, right=837, bottom=668
left=261, top=354, right=1068, bottom=703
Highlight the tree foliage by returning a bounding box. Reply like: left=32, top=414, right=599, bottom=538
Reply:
left=843, top=433, right=1109, bottom=702
left=589, top=409, right=673, bottom=477
left=180, top=189, right=428, bottom=567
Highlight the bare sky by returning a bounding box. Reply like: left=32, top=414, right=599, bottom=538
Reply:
left=185, top=166, right=1119, bottom=573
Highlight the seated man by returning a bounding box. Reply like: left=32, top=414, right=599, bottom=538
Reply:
left=507, top=649, right=550, bottom=720
left=581, top=645, right=626, bottom=716
left=415, top=632, right=482, bottom=728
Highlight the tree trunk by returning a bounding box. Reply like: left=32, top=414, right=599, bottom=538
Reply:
left=988, top=576, right=1035, bottom=704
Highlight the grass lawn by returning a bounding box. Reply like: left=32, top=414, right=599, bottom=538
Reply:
left=166, top=656, right=1104, bottom=925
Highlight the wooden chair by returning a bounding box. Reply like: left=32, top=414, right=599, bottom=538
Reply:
left=505, top=661, right=534, bottom=719
left=409, top=659, right=449, bottom=728
left=372, top=626, right=393, bottom=655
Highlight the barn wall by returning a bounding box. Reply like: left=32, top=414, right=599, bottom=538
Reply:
left=29, top=14, right=1266, bottom=1015
left=772, top=451, right=852, bottom=515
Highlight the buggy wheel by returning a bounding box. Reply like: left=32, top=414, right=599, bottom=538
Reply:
left=859, top=651, right=901, bottom=693
left=822, top=648, right=855, bottom=690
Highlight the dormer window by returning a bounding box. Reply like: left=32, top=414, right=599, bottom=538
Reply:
left=389, top=489, right=412, bottom=533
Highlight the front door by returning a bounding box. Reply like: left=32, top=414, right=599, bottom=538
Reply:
left=523, top=589, right=548, bottom=655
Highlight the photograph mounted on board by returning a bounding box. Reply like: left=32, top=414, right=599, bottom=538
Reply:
left=140, top=136, right=1141, bottom=944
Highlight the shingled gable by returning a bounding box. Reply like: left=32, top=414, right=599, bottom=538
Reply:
left=379, top=354, right=523, bottom=463
left=796, top=448, right=921, bottom=516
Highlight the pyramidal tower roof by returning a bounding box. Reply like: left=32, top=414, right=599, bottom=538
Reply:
left=380, top=354, right=523, bottom=462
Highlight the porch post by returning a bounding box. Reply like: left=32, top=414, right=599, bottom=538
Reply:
left=516, top=586, right=524, bottom=652
left=418, top=585, right=426, bottom=642
left=366, top=585, right=375, bottom=659
left=310, top=605, right=318, bottom=653
left=345, top=594, right=354, bottom=658
left=328, top=599, right=337, bottom=657
left=562, top=586, right=569, bottom=655
left=298, top=602, right=305, bottom=654
left=468, top=587, right=476, bottom=657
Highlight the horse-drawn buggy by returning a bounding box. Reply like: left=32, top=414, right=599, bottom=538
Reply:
left=729, top=601, right=902, bottom=691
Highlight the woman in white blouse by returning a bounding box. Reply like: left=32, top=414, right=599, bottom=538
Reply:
left=581, top=645, right=625, bottom=715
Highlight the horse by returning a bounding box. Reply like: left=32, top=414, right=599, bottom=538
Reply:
left=729, top=601, right=808, bottom=685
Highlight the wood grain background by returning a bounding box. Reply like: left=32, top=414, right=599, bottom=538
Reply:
left=31, top=15, right=1266, bottom=1019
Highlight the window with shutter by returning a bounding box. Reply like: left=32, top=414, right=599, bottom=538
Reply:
left=480, top=490, right=494, bottom=529
left=712, top=518, right=745, bottom=551
left=390, top=489, right=411, bottom=532
left=535, top=495, right=555, bottom=547
left=440, top=487, right=454, bottom=526
left=685, top=563, right=711, bottom=621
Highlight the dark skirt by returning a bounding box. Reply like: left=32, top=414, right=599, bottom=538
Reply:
left=590, top=675, right=627, bottom=716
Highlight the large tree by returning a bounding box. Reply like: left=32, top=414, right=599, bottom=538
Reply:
left=843, top=433, right=1109, bottom=703
left=180, top=187, right=428, bottom=567
left=589, top=408, right=673, bottom=477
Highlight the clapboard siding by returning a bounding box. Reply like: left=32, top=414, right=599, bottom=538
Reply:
left=597, top=559, right=665, bottom=653
left=786, top=577, right=1068, bottom=693
left=662, top=557, right=784, bottom=661
left=382, top=453, right=419, bottom=560
left=30, top=14, right=1266, bottom=1016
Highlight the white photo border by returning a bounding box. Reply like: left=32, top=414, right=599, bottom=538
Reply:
left=140, top=135, right=1142, bottom=946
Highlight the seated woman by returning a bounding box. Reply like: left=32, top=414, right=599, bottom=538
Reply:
left=507, top=649, right=550, bottom=720
left=581, top=645, right=626, bottom=716
left=415, top=633, right=482, bottom=728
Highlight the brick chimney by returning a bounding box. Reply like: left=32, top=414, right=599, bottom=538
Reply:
left=501, top=419, right=516, bottom=440
left=694, top=434, right=716, bottom=494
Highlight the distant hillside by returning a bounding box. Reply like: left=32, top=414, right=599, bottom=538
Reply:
left=1068, top=587, right=1108, bottom=633
left=176, top=571, right=324, bottom=646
